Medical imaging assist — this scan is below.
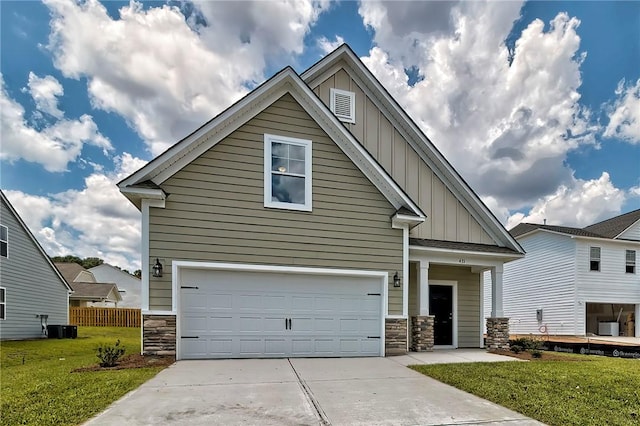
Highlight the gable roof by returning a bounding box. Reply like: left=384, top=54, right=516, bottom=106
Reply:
left=301, top=44, right=523, bottom=254
left=584, top=209, right=640, bottom=239
left=511, top=209, right=640, bottom=241
left=0, top=191, right=73, bottom=292
left=68, top=282, right=122, bottom=302
left=54, top=262, right=96, bottom=283
left=118, top=66, right=424, bottom=222
left=89, top=263, right=141, bottom=281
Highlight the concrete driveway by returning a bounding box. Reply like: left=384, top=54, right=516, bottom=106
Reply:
left=85, top=356, right=542, bottom=426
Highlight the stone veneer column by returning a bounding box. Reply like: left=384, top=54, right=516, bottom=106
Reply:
left=143, top=314, right=177, bottom=357
left=411, top=315, right=434, bottom=352
left=486, top=317, right=510, bottom=350
left=385, top=318, right=408, bottom=355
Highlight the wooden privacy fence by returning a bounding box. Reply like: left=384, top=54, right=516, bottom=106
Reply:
left=69, top=307, right=141, bottom=327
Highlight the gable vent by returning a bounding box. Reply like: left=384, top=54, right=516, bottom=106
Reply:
left=330, top=88, right=355, bottom=124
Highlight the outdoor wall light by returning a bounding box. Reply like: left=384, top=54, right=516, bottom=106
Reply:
left=393, top=271, right=401, bottom=287
left=152, top=258, right=163, bottom=278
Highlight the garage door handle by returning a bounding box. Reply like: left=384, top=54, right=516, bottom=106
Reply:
left=367, top=293, right=381, bottom=296
left=182, top=336, right=199, bottom=339
left=367, top=336, right=381, bottom=339
left=181, top=286, right=199, bottom=289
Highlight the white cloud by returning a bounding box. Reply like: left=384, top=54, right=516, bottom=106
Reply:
left=317, top=35, right=344, bottom=54
left=0, top=74, right=112, bottom=172
left=604, top=78, right=640, bottom=144
left=24, top=72, right=64, bottom=118
left=359, top=1, right=600, bottom=210
left=505, top=172, right=625, bottom=229
left=4, top=153, right=146, bottom=271
left=44, top=0, right=329, bottom=156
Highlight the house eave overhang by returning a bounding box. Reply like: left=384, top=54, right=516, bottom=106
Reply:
left=302, top=45, right=522, bottom=254
left=410, top=244, right=524, bottom=263
left=570, top=235, right=640, bottom=245
left=118, top=186, right=167, bottom=211
left=392, top=213, right=425, bottom=229
left=117, top=66, right=424, bottom=219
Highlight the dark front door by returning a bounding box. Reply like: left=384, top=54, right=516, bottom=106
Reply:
left=429, top=285, right=453, bottom=346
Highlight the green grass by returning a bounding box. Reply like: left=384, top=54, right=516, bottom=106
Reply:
left=1, top=327, right=167, bottom=425
left=411, top=353, right=640, bottom=426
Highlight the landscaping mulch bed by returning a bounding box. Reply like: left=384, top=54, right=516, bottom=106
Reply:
left=490, top=349, right=587, bottom=361
left=73, top=354, right=175, bottom=372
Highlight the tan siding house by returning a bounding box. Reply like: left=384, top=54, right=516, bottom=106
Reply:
left=120, top=45, right=524, bottom=360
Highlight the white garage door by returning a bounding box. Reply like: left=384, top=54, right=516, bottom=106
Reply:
left=179, top=268, right=383, bottom=359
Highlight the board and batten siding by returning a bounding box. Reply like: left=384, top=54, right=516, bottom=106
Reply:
left=310, top=64, right=495, bottom=245
left=0, top=197, right=69, bottom=340
left=484, top=231, right=578, bottom=335
left=148, top=94, right=403, bottom=313
left=574, top=239, right=640, bottom=333
left=428, top=264, right=480, bottom=348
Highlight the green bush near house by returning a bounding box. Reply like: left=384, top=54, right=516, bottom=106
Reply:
left=411, top=353, right=640, bottom=426
left=0, top=327, right=168, bottom=426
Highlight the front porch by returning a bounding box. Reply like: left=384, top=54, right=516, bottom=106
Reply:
left=408, top=240, right=521, bottom=352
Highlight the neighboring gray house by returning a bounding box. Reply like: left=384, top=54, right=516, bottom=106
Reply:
left=90, top=263, right=141, bottom=308
left=484, top=210, right=640, bottom=337
left=0, top=191, right=72, bottom=340
left=119, top=44, right=524, bottom=360
left=55, top=262, right=122, bottom=307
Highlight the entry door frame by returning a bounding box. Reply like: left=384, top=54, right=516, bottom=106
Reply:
left=173, top=261, right=388, bottom=360
left=429, top=279, right=458, bottom=349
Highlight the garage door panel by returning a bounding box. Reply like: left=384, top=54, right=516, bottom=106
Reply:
left=180, top=268, right=383, bottom=359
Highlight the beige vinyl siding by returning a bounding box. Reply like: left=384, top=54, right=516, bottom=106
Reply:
left=312, top=64, right=495, bottom=245
left=149, top=94, right=403, bottom=313
left=429, top=264, right=481, bottom=348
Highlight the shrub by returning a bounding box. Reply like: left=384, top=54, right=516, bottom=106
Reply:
left=510, top=337, right=541, bottom=351
left=96, top=340, right=125, bottom=367
left=531, top=349, right=543, bottom=358
left=510, top=345, right=523, bottom=354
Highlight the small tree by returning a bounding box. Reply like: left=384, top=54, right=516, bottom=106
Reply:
left=96, top=340, right=125, bottom=367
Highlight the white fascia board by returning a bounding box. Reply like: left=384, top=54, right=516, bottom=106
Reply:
left=118, top=69, right=298, bottom=188
left=303, top=47, right=521, bottom=254
left=0, top=191, right=73, bottom=292
left=285, top=80, right=424, bottom=218
left=119, top=187, right=166, bottom=200
left=392, top=214, right=425, bottom=229
left=409, top=244, right=524, bottom=264
left=571, top=235, right=640, bottom=246
left=614, top=217, right=640, bottom=239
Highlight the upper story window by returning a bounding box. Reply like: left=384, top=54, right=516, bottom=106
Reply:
left=264, top=134, right=312, bottom=211
left=0, top=287, right=5, bottom=320
left=626, top=250, right=636, bottom=274
left=330, top=88, right=355, bottom=124
left=589, top=246, right=600, bottom=271
left=0, top=225, right=7, bottom=258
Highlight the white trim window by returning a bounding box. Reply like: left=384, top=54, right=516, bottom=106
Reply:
left=626, top=250, right=636, bottom=274
left=330, top=88, right=356, bottom=123
left=264, top=134, right=312, bottom=211
left=589, top=246, right=600, bottom=271
left=0, top=225, right=7, bottom=258
left=0, top=287, right=5, bottom=320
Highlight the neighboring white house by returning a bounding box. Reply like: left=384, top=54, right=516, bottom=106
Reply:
left=89, top=264, right=141, bottom=308
left=484, top=209, right=640, bottom=337
left=55, top=263, right=122, bottom=308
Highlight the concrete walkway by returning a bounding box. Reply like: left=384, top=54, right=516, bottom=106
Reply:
left=85, top=354, right=541, bottom=426
left=392, top=349, right=524, bottom=366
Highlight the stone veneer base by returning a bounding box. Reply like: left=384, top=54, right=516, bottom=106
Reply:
left=411, top=315, right=434, bottom=352
left=385, top=318, right=408, bottom=356
left=143, top=314, right=177, bottom=357
left=486, top=317, right=510, bottom=350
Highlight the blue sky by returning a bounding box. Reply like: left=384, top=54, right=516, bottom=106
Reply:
left=1, top=1, right=638, bottom=270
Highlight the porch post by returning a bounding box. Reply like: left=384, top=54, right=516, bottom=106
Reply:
left=490, top=265, right=504, bottom=318
left=418, top=261, right=429, bottom=315
left=636, top=304, right=640, bottom=338
left=486, top=264, right=509, bottom=350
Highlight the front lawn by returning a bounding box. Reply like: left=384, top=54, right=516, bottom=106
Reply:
left=411, top=353, right=640, bottom=426
left=1, top=327, right=169, bottom=425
